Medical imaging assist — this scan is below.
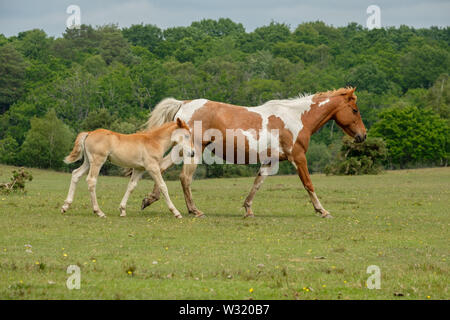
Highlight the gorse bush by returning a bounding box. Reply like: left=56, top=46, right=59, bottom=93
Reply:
left=325, top=137, right=387, bottom=175
left=0, top=168, right=33, bottom=194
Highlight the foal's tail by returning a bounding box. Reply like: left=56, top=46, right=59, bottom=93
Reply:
left=64, top=132, right=89, bottom=164
left=143, top=98, right=184, bottom=130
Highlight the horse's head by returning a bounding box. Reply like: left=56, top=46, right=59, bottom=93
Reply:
left=172, top=118, right=195, bottom=158
left=332, top=88, right=367, bottom=143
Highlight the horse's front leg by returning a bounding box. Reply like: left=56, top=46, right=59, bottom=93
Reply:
left=292, top=152, right=332, bottom=218
left=180, top=163, right=203, bottom=217
left=146, top=165, right=182, bottom=219
left=141, top=154, right=173, bottom=210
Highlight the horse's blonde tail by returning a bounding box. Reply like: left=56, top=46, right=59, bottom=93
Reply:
left=144, top=98, right=184, bottom=130
left=64, top=132, right=89, bottom=164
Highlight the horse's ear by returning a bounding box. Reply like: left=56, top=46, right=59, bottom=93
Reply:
left=343, top=87, right=356, bottom=100
left=176, top=118, right=183, bottom=128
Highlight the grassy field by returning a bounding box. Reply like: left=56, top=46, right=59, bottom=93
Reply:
left=0, top=164, right=448, bottom=299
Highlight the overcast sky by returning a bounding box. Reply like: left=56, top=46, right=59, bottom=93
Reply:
left=0, top=0, right=449, bottom=37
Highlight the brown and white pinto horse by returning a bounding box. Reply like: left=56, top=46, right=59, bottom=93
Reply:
left=142, top=87, right=366, bottom=218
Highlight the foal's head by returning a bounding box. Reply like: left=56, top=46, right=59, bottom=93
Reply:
left=171, top=118, right=195, bottom=158
left=332, top=88, right=367, bottom=143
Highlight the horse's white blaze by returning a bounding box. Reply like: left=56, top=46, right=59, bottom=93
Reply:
left=175, top=99, right=208, bottom=123
left=319, top=98, right=330, bottom=107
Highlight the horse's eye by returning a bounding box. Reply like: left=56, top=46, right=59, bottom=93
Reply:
left=352, top=109, right=358, bottom=114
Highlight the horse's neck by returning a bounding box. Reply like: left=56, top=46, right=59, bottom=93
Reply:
left=146, top=125, right=175, bottom=153
left=259, top=95, right=338, bottom=138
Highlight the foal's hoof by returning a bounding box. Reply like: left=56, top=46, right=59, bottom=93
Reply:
left=96, top=212, right=107, bottom=218
left=322, top=214, right=334, bottom=219
left=119, top=207, right=126, bottom=217
left=244, top=213, right=255, bottom=218
left=61, top=203, right=69, bottom=214
left=175, top=215, right=183, bottom=219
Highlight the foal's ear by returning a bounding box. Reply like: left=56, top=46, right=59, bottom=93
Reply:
left=176, top=118, right=186, bottom=128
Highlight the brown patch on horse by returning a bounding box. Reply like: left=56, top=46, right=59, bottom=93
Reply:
left=267, top=115, right=293, bottom=161
left=188, top=101, right=264, bottom=162
left=189, top=101, right=263, bottom=132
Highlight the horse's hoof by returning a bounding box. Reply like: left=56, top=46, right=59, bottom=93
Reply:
left=141, top=198, right=149, bottom=210
left=322, top=214, right=333, bottom=219
left=175, top=215, right=183, bottom=219
left=195, top=213, right=205, bottom=218
left=244, top=213, right=255, bottom=218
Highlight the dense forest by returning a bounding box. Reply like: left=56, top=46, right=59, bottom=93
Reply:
left=0, top=19, right=448, bottom=178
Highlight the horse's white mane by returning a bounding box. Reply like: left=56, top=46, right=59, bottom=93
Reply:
left=260, top=92, right=313, bottom=108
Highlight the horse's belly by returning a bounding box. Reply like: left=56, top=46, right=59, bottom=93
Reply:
left=108, top=150, right=145, bottom=170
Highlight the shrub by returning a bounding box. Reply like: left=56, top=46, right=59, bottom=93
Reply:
left=325, top=137, right=387, bottom=175
left=370, top=106, right=448, bottom=167
left=0, top=168, right=33, bottom=194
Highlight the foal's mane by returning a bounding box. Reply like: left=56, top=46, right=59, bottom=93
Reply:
left=143, top=121, right=177, bottom=135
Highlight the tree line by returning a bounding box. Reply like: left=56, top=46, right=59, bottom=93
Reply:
left=0, top=19, right=448, bottom=177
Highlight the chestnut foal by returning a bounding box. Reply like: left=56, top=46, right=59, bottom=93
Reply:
left=61, top=118, right=194, bottom=218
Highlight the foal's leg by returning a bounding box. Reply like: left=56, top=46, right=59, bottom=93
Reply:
left=243, top=165, right=270, bottom=218
left=119, top=169, right=144, bottom=217
left=146, top=165, right=182, bottom=218
left=292, top=152, right=332, bottom=218
left=61, top=159, right=90, bottom=213
left=86, top=155, right=107, bottom=218
left=141, top=154, right=173, bottom=210
left=180, top=163, right=204, bottom=217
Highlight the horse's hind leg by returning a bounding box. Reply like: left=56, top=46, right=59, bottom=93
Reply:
left=61, top=159, right=90, bottom=213
left=243, top=165, right=270, bottom=218
left=86, top=155, right=107, bottom=218
left=141, top=154, right=173, bottom=210
left=119, top=169, right=144, bottom=217
left=180, top=163, right=203, bottom=217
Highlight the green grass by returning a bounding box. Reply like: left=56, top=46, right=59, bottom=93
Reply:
left=0, top=164, right=448, bottom=299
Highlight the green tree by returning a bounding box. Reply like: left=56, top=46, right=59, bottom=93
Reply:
left=370, top=106, right=448, bottom=167
left=0, top=135, right=19, bottom=164
left=0, top=44, right=28, bottom=112
left=122, top=24, right=163, bottom=53
left=19, top=109, right=74, bottom=169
